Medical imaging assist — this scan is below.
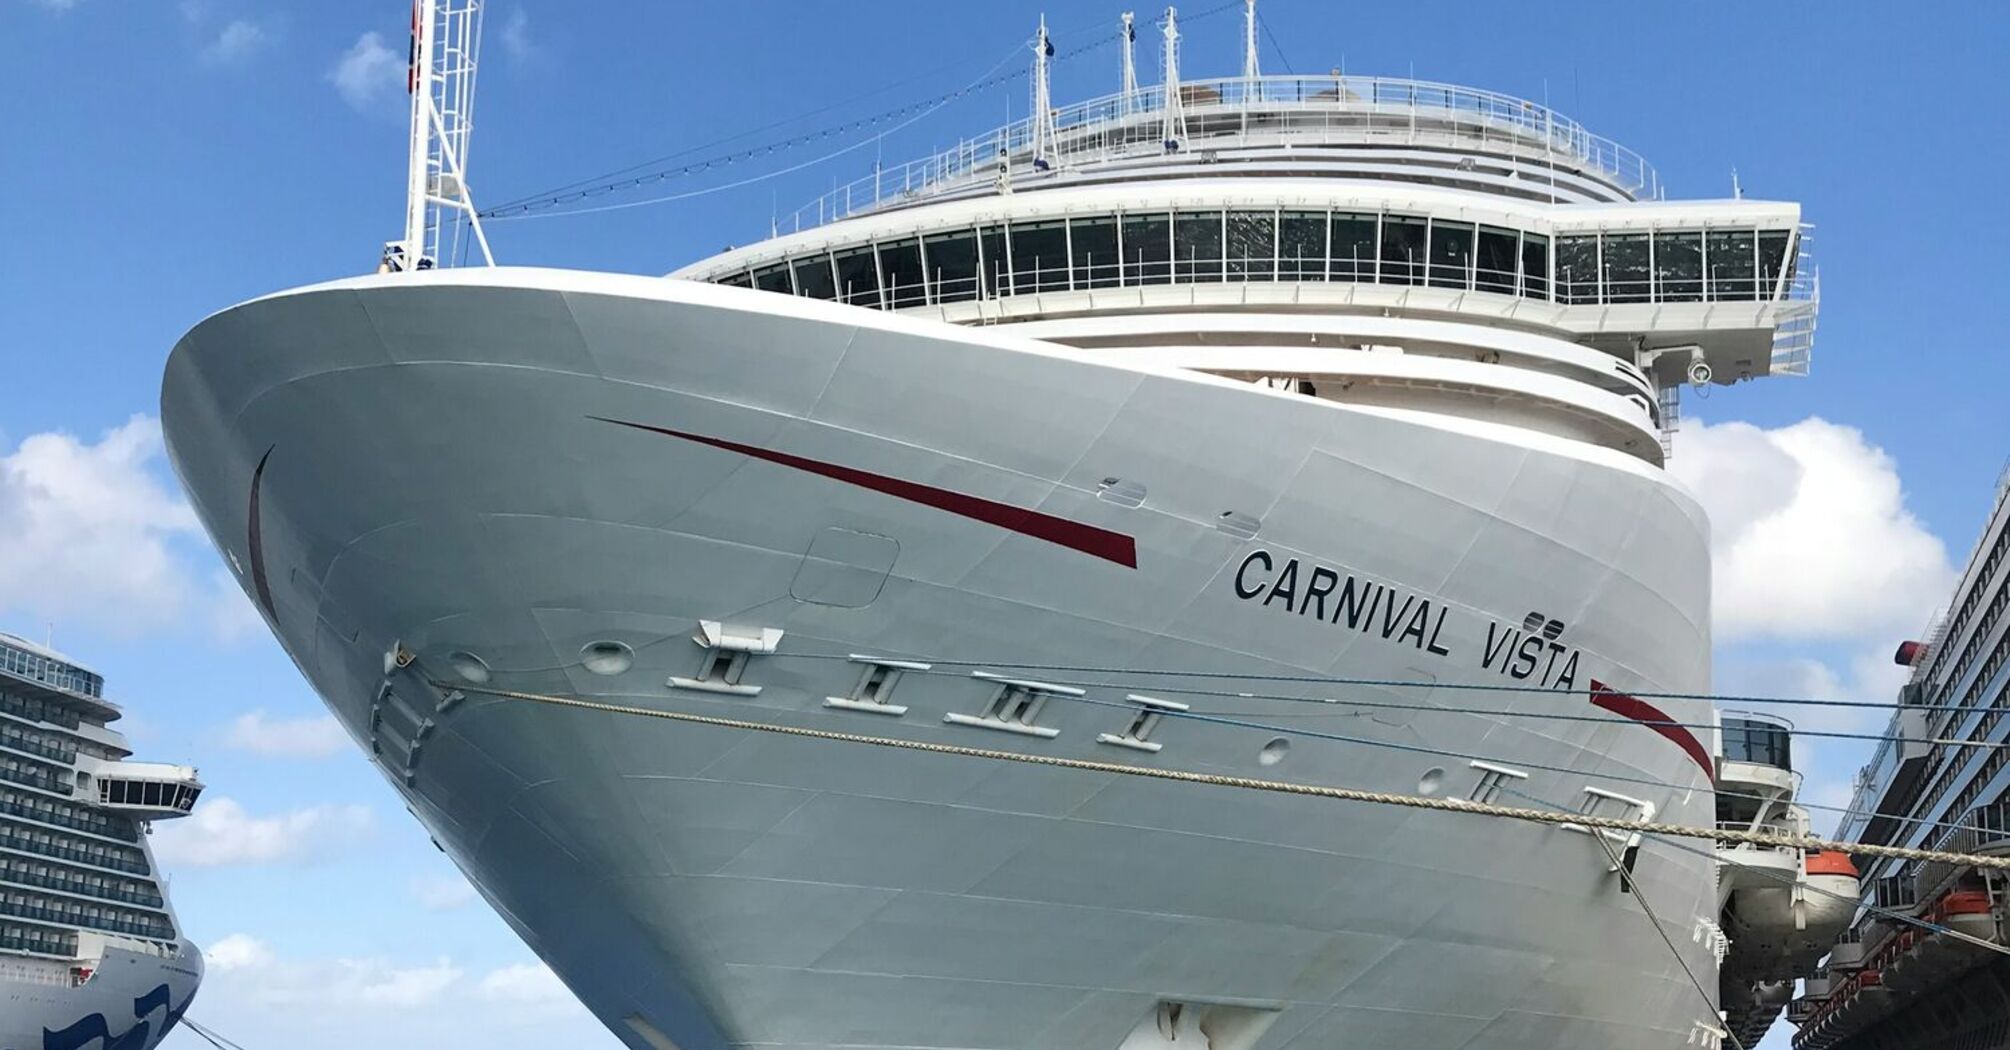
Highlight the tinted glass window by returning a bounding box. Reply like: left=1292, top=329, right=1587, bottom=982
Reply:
left=1122, top=213, right=1171, bottom=285
left=1428, top=220, right=1475, bottom=289
left=1555, top=235, right=1598, bottom=304
left=1380, top=215, right=1426, bottom=286
left=1226, top=210, right=1276, bottom=281
left=978, top=225, right=1010, bottom=297
left=1174, top=210, right=1223, bottom=282
left=1758, top=230, right=1792, bottom=300
left=719, top=271, right=753, bottom=289
left=792, top=253, right=837, bottom=301
left=753, top=263, right=793, bottom=295
left=1332, top=213, right=1377, bottom=282
left=1475, top=226, right=1518, bottom=295
left=1722, top=718, right=1792, bottom=770
left=1654, top=231, right=1702, bottom=302
left=1070, top=215, right=1120, bottom=289
left=833, top=246, right=879, bottom=307
left=1278, top=211, right=1326, bottom=281
left=1602, top=233, right=1650, bottom=304
left=1706, top=228, right=1757, bottom=301
left=878, top=239, right=925, bottom=308
left=1010, top=219, right=1069, bottom=293
left=924, top=229, right=979, bottom=303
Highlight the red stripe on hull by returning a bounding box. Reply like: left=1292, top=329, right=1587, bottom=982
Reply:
left=1589, top=679, right=1714, bottom=778
left=596, top=417, right=1139, bottom=569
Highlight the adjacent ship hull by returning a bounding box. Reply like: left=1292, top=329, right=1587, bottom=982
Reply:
left=162, top=268, right=1722, bottom=1050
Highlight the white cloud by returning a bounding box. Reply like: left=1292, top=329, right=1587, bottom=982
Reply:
left=224, top=709, right=349, bottom=759
left=500, top=8, right=533, bottom=61
left=152, top=796, right=372, bottom=867
left=206, top=933, right=276, bottom=973
left=411, top=872, right=479, bottom=912
left=479, top=962, right=570, bottom=1003
left=330, top=31, right=401, bottom=110
left=201, top=18, right=267, bottom=64
left=1670, top=417, right=1955, bottom=644
left=0, top=416, right=233, bottom=637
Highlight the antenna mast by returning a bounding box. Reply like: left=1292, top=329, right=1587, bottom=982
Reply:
left=386, top=0, right=493, bottom=273
left=1120, top=13, right=1138, bottom=115
left=1160, top=6, right=1186, bottom=152
left=1242, top=0, right=1260, bottom=84
left=1030, top=15, right=1057, bottom=172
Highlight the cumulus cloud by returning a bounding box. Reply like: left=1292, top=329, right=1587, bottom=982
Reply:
left=330, top=31, right=401, bottom=110
left=201, top=18, right=267, bottom=64
left=203, top=935, right=462, bottom=1010
left=1670, top=417, right=1955, bottom=644
left=499, top=8, right=533, bottom=61
left=224, top=710, right=349, bottom=759
left=206, top=933, right=277, bottom=973
left=0, top=416, right=238, bottom=637
left=152, top=796, right=372, bottom=867
left=478, top=962, right=570, bottom=1003
left=411, top=872, right=479, bottom=912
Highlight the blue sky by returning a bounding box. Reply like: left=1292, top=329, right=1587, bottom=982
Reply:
left=0, top=1, right=2004, bottom=1047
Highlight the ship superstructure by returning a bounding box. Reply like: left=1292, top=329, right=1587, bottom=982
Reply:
left=1789, top=474, right=2010, bottom=1050
left=163, top=5, right=1835, bottom=1049
left=0, top=634, right=202, bottom=1050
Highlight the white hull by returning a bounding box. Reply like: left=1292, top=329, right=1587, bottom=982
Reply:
left=162, top=268, right=1721, bottom=1050
left=0, top=946, right=200, bottom=1050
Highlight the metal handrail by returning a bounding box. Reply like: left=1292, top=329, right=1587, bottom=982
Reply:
left=785, top=73, right=1659, bottom=233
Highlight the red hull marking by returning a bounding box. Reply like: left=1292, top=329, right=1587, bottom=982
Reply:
left=247, top=445, right=277, bottom=620
left=1589, top=679, right=1714, bottom=778
left=596, top=417, right=1138, bottom=569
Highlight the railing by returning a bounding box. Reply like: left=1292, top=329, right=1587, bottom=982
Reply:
left=0, top=865, right=165, bottom=909
left=783, top=73, right=1660, bottom=234
left=0, top=731, right=76, bottom=765
left=0, top=930, right=78, bottom=959
left=0, top=828, right=147, bottom=876
left=0, top=797, right=136, bottom=842
left=0, top=898, right=174, bottom=941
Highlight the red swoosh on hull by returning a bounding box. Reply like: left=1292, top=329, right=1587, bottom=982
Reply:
left=594, top=417, right=1139, bottom=569
left=1589, top=679, right=1714, bottom=778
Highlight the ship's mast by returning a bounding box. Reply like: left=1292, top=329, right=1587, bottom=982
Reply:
left=1160, top=6, right=1186, bottom=152
left=1119, top=13, right=1138, bottom=115
left=387, top=0, right=493, bottom=273
left=1030, top=15, right=1057, bottom=172
left=1241, top=0, right=1260, bottom=85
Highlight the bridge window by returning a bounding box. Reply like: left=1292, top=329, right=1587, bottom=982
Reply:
left=1070, top=215, right=1120, bottom=289
left=1602, top=233, right=1650, bottom=303
left=978, top=224, right=1010, bottom=297
left=1226, top=209, right=1276, bottom=282
left=719, top=270, right=752, bottom=289
left=1706, top=228, right=1756, bottom=301
left=790, top=253, right=834, bottom=300
left=1758, top=230, right=1792, bottom=300
left=1654, top=231, right=1702, bottom=302
left=834, top=245, right=880, bottom=307
left=878, top=238, right=925, bottom=308
left=1556, top=234, right=1598, bottom=304
left=1380, top=215, right=1426, bottom=286
left=1011, top=219, right=1069, bottom=293
left=1122, top=212, right=1172, bottom=284
left=1722, top=716, right=1793, bottom=770
left=1174, top=210, right=1224, bottom=282
left=1277, top=210, right=1327, bottom=281
left=924, top=229, right=978, bottom=303
left=1521, top=233, right=1549, bottom=299
left=1332, top=213, right=1377, bottom=281
left=1476, top=226, right=1518, bottom=295
left=1428, top=219, right=1475, bottom=289
left=753, top=263, right=793, bottom=294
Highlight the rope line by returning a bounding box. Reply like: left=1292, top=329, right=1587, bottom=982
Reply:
left=1590, top=830, right=1747, bottom=1050
left=438, top=682, right=2010, bottom=873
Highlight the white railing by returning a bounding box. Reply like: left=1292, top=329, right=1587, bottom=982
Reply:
left=785, top=73, right=1660, bottom=233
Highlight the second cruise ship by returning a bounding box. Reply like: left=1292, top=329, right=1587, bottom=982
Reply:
left=160, top=3, right=1843, bottom=1048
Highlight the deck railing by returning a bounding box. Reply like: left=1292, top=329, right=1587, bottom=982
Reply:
left=784, top=74, right=1660, bottom=234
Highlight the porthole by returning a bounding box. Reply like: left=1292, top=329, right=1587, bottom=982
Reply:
left=1258, top=737, right=1290, bottom=766
left=580, top=641, right=633, bottom=676
left=447, top=651, right=491, bottom=685
left=1417, top=767, right=1445, bottom=796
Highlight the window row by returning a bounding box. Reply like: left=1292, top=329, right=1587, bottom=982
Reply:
left=1923, top=524, right=2010, bottom=710
left=100, top=779, right=200, bottom=812
left=0, top=787, right=136, bottom=842
left=0, top=888, right=174, bottom=941
left=0, top=822, right=148, bottom=876
left=713, top=209, right=1796, bottom=311
left=0, top=920, right=77, bottom=957
left=0, top=643, right=103, bottom=699
left=0, top=721, right=75, bottom=764
left=0, top=755, right=62, bottom=794
left=0, top=854, right=163, bottom=909
left=0, top=690, right=81, bottom=731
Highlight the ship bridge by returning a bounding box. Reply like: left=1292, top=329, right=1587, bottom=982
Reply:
left=673, top=25, right=1817, bottom=467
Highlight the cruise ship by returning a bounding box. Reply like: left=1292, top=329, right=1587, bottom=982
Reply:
left=0, top=634, right=203, bottom=1050
left=160, top=3, right=1844, bottom=1048
left=1788, top=474, right=2010, bottom=1050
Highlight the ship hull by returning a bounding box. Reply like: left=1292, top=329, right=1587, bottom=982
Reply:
left=0, top=945, right=200, bottom=1050
left=162, top=268, right=1720, bottom=1050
